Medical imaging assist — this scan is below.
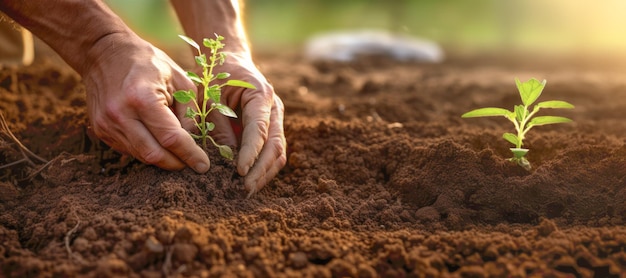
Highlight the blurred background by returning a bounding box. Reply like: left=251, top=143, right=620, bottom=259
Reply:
left=106, top=0, right=626, bottom=59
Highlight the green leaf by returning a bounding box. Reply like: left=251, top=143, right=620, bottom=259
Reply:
left=195, top=54, right=207, bottom=67
left=173, top=90, right=195, bottom=104
left=461, top=107, right=511, bottom=118
left=502, top=133, right=519, bottom=146
left=205, top=85, right=221, bottom=102
left=514, top=105, right=526, bottom=122
left=203, top=38, right=215, bottom=49
left=218, top=52, right=226, bottom=65
left=516, top=78, right=545, bottom=106
left=528, top=116, right=572, bottom=127
left=215, top=103, right=237, bottom=118
left=207, top=35, right=224, bottom=49
left=535, top=100, right=574, bottom=109
left=178, top=35, right=199, bottom=50
left=224, top=79, right=256, bottom=89
left=216, top=72, right=231, bottom=79
left=186, top=71, right=203, bottom=84
left=218, top=145, right=234, bottom=160
left=190, top=133, right=202, bottom=140
left=184, top=107, right=196, bottom=118
left=203, top=37, right=224, bottom=50
left=205, top=122, right=215, bottom=132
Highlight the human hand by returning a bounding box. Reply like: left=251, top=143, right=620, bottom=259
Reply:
left=83, top=33, right=211, bottom=173
left=201, top=52, right=286, bottom=195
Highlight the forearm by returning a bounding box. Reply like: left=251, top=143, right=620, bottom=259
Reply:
left=170, top=0, right=250, bottom=56
left=0, top=0, right=131, bottom=74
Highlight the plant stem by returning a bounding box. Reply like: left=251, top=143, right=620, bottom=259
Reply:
left=197, top=41, right=221, bottom=150
left=207, top=133, right=220, bottom=148
left=516, top=106, right=528, bottom=148
left=516, top=104, right=542, bottom=149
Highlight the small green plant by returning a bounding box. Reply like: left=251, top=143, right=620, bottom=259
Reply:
left=173, top=34, right=255, bottom=160
left=462, top=78, right=574, bottom=170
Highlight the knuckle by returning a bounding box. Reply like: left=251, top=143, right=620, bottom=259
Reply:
left=102, top=102, right=124, bottom=123
left=273, top=95, right=285, bottom=113
left=254, top=120, right=269, bottom=141
left=92, top=117, right=108, bottom=138
left=125, top=87, right=147, bottom=110
left=158, top=130, right=182, bottom=149
left=157, top=131, right=197, bottom=165
left=261, top=82, right=274, bottom=96
left=259, top=89, right=274, bottom=103
left=269, top=136, right=287, bottom=165
left=276, top=152, right=287, bottom=169
left=243, top=83, right=273, bottom=102
left=139, top=147, right=165, bottom=166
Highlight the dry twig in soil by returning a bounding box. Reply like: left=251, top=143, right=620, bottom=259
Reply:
left=0, top=112, right=47, bottom=170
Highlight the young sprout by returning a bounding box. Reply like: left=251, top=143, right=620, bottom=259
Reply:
left=462, top=78, right=574, bottom=170
left=173, top=34, right=256, bottom=160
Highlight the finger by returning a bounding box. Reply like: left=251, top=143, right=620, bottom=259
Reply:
left=244, top=96, right=286, bottom=194
left=91, top=105, right=137, bottom=157
left=246, top=157, right=285, bottom=198
left=237, top=88, right=273, bottom=176
left=93, top=92, right=191, bottom=171
left=138, top=101, right=211, bottom=173
left=119, top=118, right=187, bottom=171
left=93, top=123, right=130, bottom=155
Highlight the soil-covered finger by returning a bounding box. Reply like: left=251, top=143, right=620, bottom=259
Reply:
left=244, top=99, right=286, bottom=193
left=120, top=118, right=186, bottom=171
left=138, top=105, right=210, bottom=173
left=237, top=91, right=273, bottom=176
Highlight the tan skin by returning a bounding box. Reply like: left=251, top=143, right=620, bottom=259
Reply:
left=0, top=0, right=286, bottom=194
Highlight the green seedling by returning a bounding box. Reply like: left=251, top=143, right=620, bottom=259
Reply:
left=173, top=34, right=256, bottom=160
left=462, top=78, right=574, bottom=170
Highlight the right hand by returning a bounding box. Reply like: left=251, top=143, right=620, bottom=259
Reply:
left=82, top=32, right=211, bottom=173
left=201, top=51, right=286, bottom=195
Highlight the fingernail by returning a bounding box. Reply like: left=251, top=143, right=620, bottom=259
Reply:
left=245, top=178, right=257, bottom=198
left=195, top=162, right=210, bottom=173
left=243, top=164, right=251, bottom=175
left=238, top=163, right=250, bottom=176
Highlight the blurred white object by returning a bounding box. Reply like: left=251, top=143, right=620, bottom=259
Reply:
left=305, top=30, right=444, bottom=62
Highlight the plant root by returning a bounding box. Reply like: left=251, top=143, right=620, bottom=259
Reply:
left=510, top=157, right=532, bottom=171
left=64, top=210, right=83, bottom=263
left=23, top=153, right=68, bottom=181
left=162, top=246, right=173, bottom=276
left=0, top=157, right=29, bottom=170
left=0, top=112, right=47, bottom=171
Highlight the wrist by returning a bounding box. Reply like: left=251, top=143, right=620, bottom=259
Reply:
left=0, top=0, right=131, bottom=75
left=171, top=0, right=251, bottom=57
left=81, top=30, right=140, bottom=76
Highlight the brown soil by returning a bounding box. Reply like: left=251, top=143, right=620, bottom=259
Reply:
left=1, top=50, right=625, bottom=277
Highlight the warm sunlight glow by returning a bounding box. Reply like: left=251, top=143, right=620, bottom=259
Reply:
left=509, top=0, right=626, bottom=54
